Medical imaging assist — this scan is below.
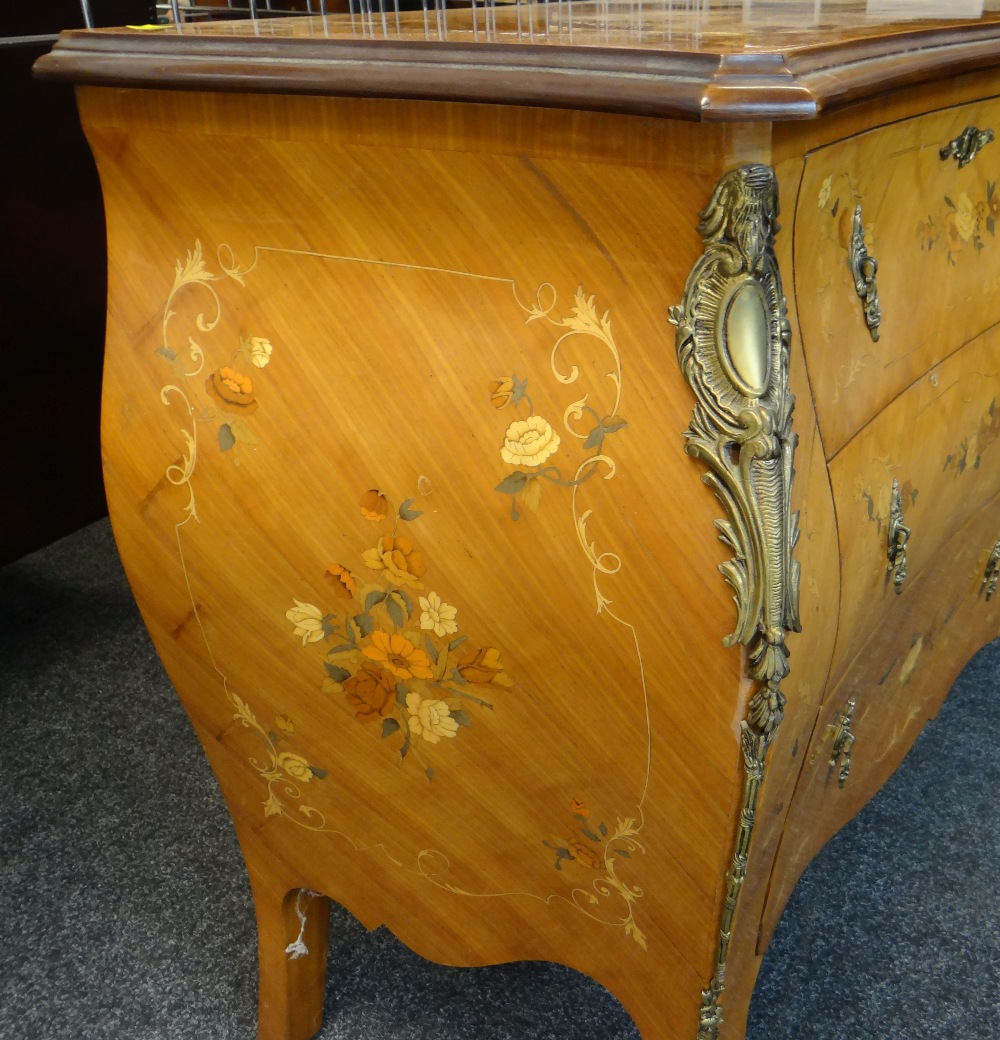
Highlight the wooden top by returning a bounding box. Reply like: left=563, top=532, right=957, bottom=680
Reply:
left=33, top=1, right=1000, bottom=120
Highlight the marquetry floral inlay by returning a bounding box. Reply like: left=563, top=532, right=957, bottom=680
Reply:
left=155, top=239, right=333, bottom=828
left=485, top=284, right=649, bottom=949
left=492, top=287, right=627, bottom=520
left=919, top=180, right=1000, bottom=264
left=157, top=240, right=275, bottom=462
left=153, top=242, right=653, bottom=941
left=857, top=474, right=919, bottom=536
left=944, top=397, right=999, bottom=476
left=816, top=173, right=862, bottom=250
left=543, top=800, right=646, bottom=950
left=230, top=698, right=329, bottom=824
left=286, top=491, right=514, bottom=782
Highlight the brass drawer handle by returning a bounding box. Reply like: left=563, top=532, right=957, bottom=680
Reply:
left=984, top=540, right=1000, bottom=601
left=940, top=126, right=995, bottom=167
left=829, top=697, right=857, bottom=789
left=886, top=479, right=910, bottom=595
left=849, top=204, right=881, bottom=342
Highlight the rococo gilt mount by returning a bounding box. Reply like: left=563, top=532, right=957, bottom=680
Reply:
left=670, top=163, right=801, bottom=1039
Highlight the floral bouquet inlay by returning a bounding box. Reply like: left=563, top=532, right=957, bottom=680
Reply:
left=287, top=491, right=515, bottom=781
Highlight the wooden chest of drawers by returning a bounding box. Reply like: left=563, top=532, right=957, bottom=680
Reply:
left=36, top=4, right=1000, bottom=1038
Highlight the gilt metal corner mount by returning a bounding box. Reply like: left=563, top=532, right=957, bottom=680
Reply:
left=669, top=163, right=801, bottom=1040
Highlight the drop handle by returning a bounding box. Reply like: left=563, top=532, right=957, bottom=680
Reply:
left=886, top=479, right=910, bottom=595
left=940, top=126, right=995, bottom=167
left=984, top=541, right=1000, bottom=601
left=849, top=204, right=881, bottom=342
left=829, top=697, right=857, bottom=789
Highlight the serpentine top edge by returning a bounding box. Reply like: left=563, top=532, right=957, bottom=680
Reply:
left=33, top=0, right=1000, bottom=121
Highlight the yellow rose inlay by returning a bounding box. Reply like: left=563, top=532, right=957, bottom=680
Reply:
left=406, top=693, right=459, bottom=744
left=276, top=752, right=313, bottom=783
left=500, top=415, right=560, bottom=468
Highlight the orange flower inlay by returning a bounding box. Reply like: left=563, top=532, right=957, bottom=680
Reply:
left=458, top=646, right=515, bottom=687
left=325, top=563, right=357, bottom=600
left=362, top=631, right=434, bottom=681
left=567, top=840, right=602, bottom=871
left=342, top=662, right=396, bottom=722
left=359, top=489, right=389, bottom=523
left=206, top=366, right=258, bottom=414
left=362, top=534, right=427, bottom=588
left=490, top=377, right=515, bottom=408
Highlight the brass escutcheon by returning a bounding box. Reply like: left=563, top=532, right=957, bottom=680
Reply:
left=940, top=126, right=995, bottom=167
left=829, top=697, right=857, bottom=789
left=886, top=479, right=910, bottom=595
left=984, top=541, right=1000, bottom=602
left=849, top=204, right=881, bottom=342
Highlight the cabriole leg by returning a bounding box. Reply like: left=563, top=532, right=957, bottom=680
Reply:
left=238, top=828, right=331, bottom=1040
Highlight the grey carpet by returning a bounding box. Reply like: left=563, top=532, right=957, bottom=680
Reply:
left=1, top=518, right=998, bottom=1039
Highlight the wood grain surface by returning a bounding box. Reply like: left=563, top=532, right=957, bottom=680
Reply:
left=84, top=87, right=762, bottom=1039
left=65, top=30, right=1000, bottom=1040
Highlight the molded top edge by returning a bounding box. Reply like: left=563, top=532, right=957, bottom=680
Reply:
left=33, top=1, right=1000, bottom=122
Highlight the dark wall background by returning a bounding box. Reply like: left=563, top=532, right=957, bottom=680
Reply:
left=1, top=1, right=155, bottom=36
left=0, top=1, right=152, bottom=565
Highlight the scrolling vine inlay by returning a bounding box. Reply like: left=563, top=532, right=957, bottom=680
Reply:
left=485, top=283, right=650, bottom=949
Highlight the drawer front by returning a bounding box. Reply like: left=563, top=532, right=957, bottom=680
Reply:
left=795, top=94, right=1000, bottom=456
left=828, top=329, right=1000, bottom=687
left=761, top=483, right=1000, bottom=947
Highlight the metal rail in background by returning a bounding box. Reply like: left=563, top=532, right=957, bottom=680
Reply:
left=155, top=1, right=328, bottom=18
left=73, top=0, right=722, bottom=43
left=78, top=0, right=327, bottom=27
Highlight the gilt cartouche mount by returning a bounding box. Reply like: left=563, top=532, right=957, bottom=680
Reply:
left=670, top=164, right=801, bottom=1039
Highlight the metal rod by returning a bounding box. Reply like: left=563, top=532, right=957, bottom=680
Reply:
left=155, top=1, right=352, bottom=19
left=79, top=0, right=94, bottom=28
